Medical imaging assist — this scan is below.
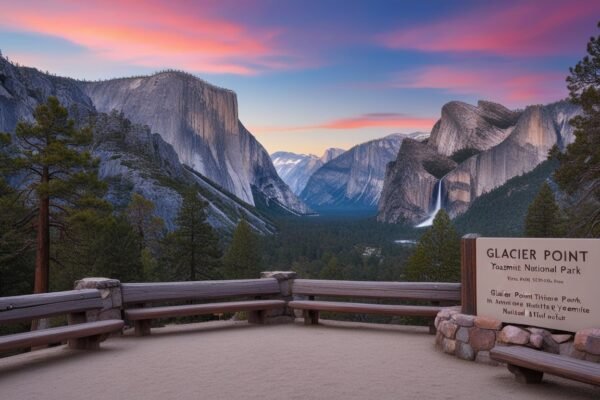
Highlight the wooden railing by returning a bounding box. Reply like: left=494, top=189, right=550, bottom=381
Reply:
left=290, top=279, right=460, bottom=329
left=0, top=274, right=461, bottom=355
left=0, top=289, right=123, bottom=352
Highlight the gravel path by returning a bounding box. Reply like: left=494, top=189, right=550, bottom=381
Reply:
left=1, top=320, right=598, bottom=399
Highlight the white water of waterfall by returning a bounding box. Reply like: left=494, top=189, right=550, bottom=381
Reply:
left=415, top=180, right=442, bottom=228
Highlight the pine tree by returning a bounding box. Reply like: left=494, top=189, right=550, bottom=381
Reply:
left=161, top=189, right=221, bottom=281
left=552, top=21, right=600, bottom=236
left=51, top=209, right=143, bottom=290
left=0, top=97, right=106, bottom=293
left=404, top=210, right=460, bottom=282
left=125, top=193, right=164, bottom=279
left=524, top=183, right=565, bottom=237
left=223, top=219, right=262, bottom=279
left=125, top=193, right=164, bottom=251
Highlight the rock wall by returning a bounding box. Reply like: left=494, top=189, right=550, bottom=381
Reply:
left=378, top=138, right=456, bottom=223
left=428, top=100, right=520, bottom=157
left=0, top=57, right=94, bottom=132
left=435, top=309, right=600, bottom=364
left=442, top=103, right=580, bottom=217
left=0, top=57, right=276, bottom=233
left=378, top=100, right=580, bottom=224
left=80, top=72, right=309, bottom=214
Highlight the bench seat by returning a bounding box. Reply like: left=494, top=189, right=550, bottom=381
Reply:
left=490, top=345, right=600, bottom=386
left=0, top=319, right=124, bottom=352
left=288, top=300, right=443, bottom=317
left=125, top=299, right=286, bottom=320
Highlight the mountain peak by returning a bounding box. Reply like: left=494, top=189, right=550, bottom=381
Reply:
left=320, top=148, right=345, bottom=163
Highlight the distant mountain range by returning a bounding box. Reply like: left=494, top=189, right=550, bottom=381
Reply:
left=271, top=132, right=428, bottom=213
left=271, top=148, right=344, bottom=195
left=378, top=100, right=580, bottom=225
left=2, top=55, right=577, bottom=229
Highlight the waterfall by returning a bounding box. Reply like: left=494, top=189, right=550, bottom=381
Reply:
left=415, top=180, right=442, bottom=228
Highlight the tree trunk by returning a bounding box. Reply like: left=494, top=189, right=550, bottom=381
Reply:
left=33, top=166, right=50, bottom=294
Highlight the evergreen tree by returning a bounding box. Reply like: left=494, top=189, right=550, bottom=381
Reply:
left=52, top=209, right=143, bottom=290
left=223, top=219, right=262, bottom=279
left=0, top=97, right=106, bottom=293
left=161, top=189, right=221, bottom=281
left=552, top=21, right=600, bottom=236
left=524, top=183, right=565, bottom=237
left=125, top=193, right=164, bottom=279
left=125, top=193, right=164, bottom=251
left=404, top=210, right=460, bottom=282
left=0, top=179, right=35, bottom=296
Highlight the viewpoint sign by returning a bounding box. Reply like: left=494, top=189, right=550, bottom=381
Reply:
left=476, top=237, right=600, bottom=332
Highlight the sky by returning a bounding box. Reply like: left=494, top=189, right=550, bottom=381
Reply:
left=1, top=0, right=598, bottom=155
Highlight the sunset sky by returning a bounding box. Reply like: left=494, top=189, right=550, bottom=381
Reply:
left=1, top=0, right=598, bottom=154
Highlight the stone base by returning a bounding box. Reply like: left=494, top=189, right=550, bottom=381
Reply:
left=434, top=309, right=600, bottom=364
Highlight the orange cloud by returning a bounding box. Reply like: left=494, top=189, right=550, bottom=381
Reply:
left=393, top=66, right=566, bottom=104
left=0, top=0, right=293, bottom=75
left=380, top=0, right=600, bottom=56
left=318, top=113, right=436, bottom=130
left=252, top=113, right=436, bottom=134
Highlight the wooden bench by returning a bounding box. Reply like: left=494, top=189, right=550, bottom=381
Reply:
left=0, top=289, right=124, bottom=352
left=288, top=279, right=461, bottom=330
left=490, top=346, right=600, bottom=386
left=121, top=279, right=286, bottom=336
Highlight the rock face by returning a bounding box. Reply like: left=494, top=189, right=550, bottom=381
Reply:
left=93, top=112, right=274, bottom=233
left=302, top=133, right=428, bottom=212
left=271, top=148, right=343, bottom=195
left=428, top=101, right=520, bottom=157
left=320, top=148, right=345, bottom=164
left=442, top=102, right=580, bottom=217
left=378, top=100, right=580, bottom=224
left=0, top=58, right=94, bottom=131
left=79, top=72, right=309, bottom=215
left=0, top=56, right=276, bottom=233
left=378, top=138, right=456, bottom=223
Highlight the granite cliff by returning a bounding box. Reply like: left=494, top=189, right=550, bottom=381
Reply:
left=378, top=100, right=580, bottom=225
left=79, top=72, right=309, bottom=214
left=0, top=57, right=282, bottom=233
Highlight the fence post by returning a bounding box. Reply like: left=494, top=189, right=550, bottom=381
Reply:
left=74, top=277, right=123, bottom=322
left=260, top=271, right=297, bottom=323
left=461, top=234, right=479, bottom=315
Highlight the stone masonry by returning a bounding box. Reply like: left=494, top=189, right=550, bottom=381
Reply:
left=435, top=308, right=600, bottom=364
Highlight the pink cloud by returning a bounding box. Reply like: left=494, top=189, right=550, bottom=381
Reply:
left=393, top=66, right=566, bottom=104
left=380, top=0, right=600, bottom=56
left=0, top=0, right=300, bottom=75
left=252, top=113, right=436, bottom=133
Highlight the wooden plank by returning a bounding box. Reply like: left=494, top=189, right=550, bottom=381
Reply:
left=125, top=300, right=286, bottom=320
left=0, top=289, right=101, bottom=311
left=121, top=279, right=281, bottom=304
left=490, top=346, right=600, bottom=386
left=461, top=234, right=479, bottom=315
left=0, top=297, right=104, bottom=324
left=288, top=300, right=443, bottom=317
left=0, top=320, right=124, bottom=352
left=291, top=280, right=461, bottom=301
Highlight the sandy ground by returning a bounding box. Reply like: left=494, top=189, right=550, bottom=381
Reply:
left=0, top=320, right=598, bottom=400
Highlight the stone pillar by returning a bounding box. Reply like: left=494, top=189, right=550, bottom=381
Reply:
left=260, top=271, right=297, bottom=324
left=74, top=277, right=123, bottom=322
